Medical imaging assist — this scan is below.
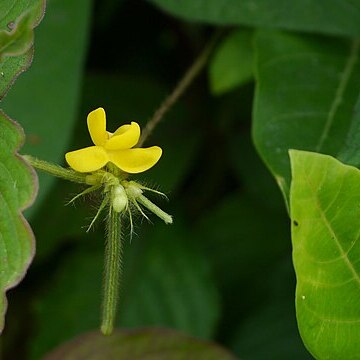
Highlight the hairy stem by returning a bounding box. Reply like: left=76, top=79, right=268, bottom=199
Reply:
left=138, top=31, right=222, bottom=147
left=23, top=155, right=91, bottom=184
left=101, top=204, right=122, bottom=335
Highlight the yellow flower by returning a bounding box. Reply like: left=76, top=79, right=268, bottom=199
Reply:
left=65, top=108, right=162, bottom=173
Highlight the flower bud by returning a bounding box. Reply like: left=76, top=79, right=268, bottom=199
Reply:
left=112, top=185, right=128, bottom=213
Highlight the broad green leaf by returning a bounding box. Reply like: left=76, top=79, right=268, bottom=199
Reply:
left=0, top=0, right=45, bottom=99
left=2, top=0, right=93, bottom=218
left=253, top=31, right=360, bottom=205
left=195, top=192, right=288, bottom=290
left=0, top=111, right=37, bottom=333
left=209, top=30, right=254, bottom=95
left=30, top=223, right=219, bottom=359
left=290, top=150, right=360, bottom=358
left=119, top=225, right=220, bottom=338
left=44, top=329, right=237, bottom=360
left=150, top=0, right=360, bottom=37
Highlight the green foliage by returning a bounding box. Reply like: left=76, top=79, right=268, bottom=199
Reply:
left=231, top=259, right=312, bottom=359
left=338, top=95, right=360, bottom=167
left=2, top=0, right=93, bottom=218
left=150, top=0, right=360, bottom=36
left=43, top=329, right=237, bottom=360
left=7, top=0, right=360, bottom=358
left=0, top=111, right=37, bottom=333
left=0, top=0, right=45, bottom=98
left=29, top=224, right=220, bottom=358
left=290, top=151, right=360, bottom=358
left=0, top=12, right=33, bottom=61
left=253, top=31, right=360, bottom=205
left=0, top=0, right=44, bottom=339
left=209, top=30, right=254, bottom=95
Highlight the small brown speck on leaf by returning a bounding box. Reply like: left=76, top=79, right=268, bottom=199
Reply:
left=7, top=21, right=15, bottom=30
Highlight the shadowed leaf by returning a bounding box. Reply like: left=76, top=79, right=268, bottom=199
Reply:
left=150, top=0, right=360, bottom=37
left=253, top=31, right=360, bottom=206
left=43, top=328, right=238, bottom=360
left=209, top=30, right=254, bottom=95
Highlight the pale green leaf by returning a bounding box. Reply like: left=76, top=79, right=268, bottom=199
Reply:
left=150, top=0, right=360, bottom=37
left=209, top=30, right=254, bottom=95
left=0, top=111, right=37, bottom=333
left=253, top=31, right=360, bottom=205
left=290, top=150, right=360, bottom=358
left=43, top=329, right=237, bottom=360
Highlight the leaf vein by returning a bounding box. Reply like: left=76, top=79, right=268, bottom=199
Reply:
left=316, top=39, right=360, bottom=151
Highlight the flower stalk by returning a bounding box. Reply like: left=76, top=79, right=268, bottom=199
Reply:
left=101, top=196, right=123, bottom=335
left=23, top=155, right=98, bottom=185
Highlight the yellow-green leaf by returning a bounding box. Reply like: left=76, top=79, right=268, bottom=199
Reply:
left=290, top=150, right=360, bottom=358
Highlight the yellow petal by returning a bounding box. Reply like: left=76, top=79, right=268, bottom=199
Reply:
left=65, top=146, right=109, bottom=172
left=87, top=108, right=108, bottom=146
left=105, top=122, right=140, bottom=150
left=108, top=146, right=162, bottom=173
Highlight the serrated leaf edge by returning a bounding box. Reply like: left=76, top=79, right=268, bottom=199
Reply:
left=0, top=110, right=38, bottom=334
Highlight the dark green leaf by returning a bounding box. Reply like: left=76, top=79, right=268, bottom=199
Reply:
left=119, top=225, right=220, bottom=338
left=290, top=150, right=360, bottom=358
left=338, top=94, right=360, bottom=167
left=44, top=329, right=237, bottom=360
left=231, top=259, right=312, bottom=360
left=209, top=30, right=254, bottom=95
left=0, top=111, right=37, bottom=333
left=253, top=31, right=360, bottom=205
left=30, top=222, right=220, bottom=358
left=150, top=0, right=360, bottom=37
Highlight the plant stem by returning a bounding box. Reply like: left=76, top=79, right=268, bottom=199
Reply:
left=138, top=31, right=222, bottom=147
left=101, top=204, right=122, bottom=335
left=23, top=154, right=91, bottom=184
